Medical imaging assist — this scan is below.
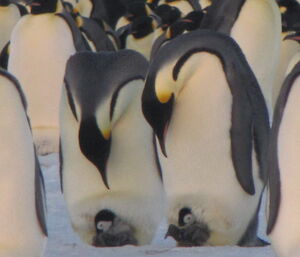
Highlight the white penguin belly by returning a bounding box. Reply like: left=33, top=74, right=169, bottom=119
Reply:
left=8, top=14, right=76, bottom=154
left=0, top=75, right=46, bottom=257
left=230, top=0, right=281, bottom=117
left=159, top=53, right=262, bottom=245
left=126, top=33, right=155, bottom=60
left=270, top=75, right=300, bottom=257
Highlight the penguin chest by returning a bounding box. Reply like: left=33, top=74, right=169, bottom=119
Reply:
left=126, top=33, right=154, bottom=60
left=8, top=14, right=76, bottom=128
left=0, top=5, right=21, bottom=51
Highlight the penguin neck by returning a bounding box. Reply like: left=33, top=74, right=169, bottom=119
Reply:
left=31, top=0, right=63, bottom=15
left=0, top=0, right=9, bottom=7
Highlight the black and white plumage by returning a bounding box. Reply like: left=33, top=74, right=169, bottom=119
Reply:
left=142, top=30, right=269, bottom=246
left=200, top=0, right=281, bottom=115
left=267, top=52, right=300, bottom=257
left=0, top=69, right=47, bottom=257
left=8, top=0, right=87, bottom=155
left=60, top=50, right=165, bottom=246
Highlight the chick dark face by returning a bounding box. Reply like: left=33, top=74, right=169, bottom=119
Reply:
left=165, top=208, right=210, bottom=246
left=92, top=209, right=138, bottom=247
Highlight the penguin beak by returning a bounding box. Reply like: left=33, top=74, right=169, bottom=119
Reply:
left=79, top=116, right=111, bottom=189
left=283, top=32, right=300, bottom=42
left=142, top=76, right=174, bottom=157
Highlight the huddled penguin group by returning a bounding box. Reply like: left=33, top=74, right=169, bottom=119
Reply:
left=1, top=0, right=300, bottom=256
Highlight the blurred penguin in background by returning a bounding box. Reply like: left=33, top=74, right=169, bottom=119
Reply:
left=8, top=0, right=87, bottom=155
left=60, top=50, right=165, bottom=246
left=0, top=69, right=47, bottom=257
left=272, top=0, right=300, bottom=110
left=0, top=0, right=27, bottom=52
left=267, top=34, right=300, bottom=257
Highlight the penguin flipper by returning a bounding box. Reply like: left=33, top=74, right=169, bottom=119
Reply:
left=15, top=3, right=28, bottom=16
left=56, top=12, right=90, bottom=52
left=267, top=61, right=300, bottom=234
left=0, top=41, right=10, bottom=70
left=200, top=0, right=246, bottom=34
left=34, top=152, right=48, bottom=236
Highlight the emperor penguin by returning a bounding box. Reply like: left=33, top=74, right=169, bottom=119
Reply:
left=60, top=50, right=165, bottom=246
left=200, top=0, right=281, bottom=116
left=267, top=35, right=300, bottom=257
left=0, top=69, right=47, bottom=257
left=8, top=0, right=87, bottom=155
left=0, top=0, right=27, bottom=52
left=142, top=30, right=270, bottom=246
left=272, top=0, right=300, bottom=108
left=119, top=15, right=159, bottom=60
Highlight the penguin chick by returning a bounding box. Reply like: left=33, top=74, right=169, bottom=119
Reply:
left=92, top=209, right=137, bottom=247
left=165, top=208, right=210, bottom=247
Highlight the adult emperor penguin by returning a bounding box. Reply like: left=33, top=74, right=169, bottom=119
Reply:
left=8, top=0, right=87, bottom=155
left=119, top=15, right=159, bottom=60
left=200, top=0, right=281, bottom=117
left=272, top=0, right=300, bottom=108
left=142, top=30, right=270, bottom=246
left=60, top=50, right=165, bottom=246
left=267, top=35, right=300, bottom=257
left=0, top=69, right=47, bottom=256
left=0, top=0, right=27, bottom=52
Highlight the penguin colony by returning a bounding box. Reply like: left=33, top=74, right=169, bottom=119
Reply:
left=0, top=0, right=300, bottom=256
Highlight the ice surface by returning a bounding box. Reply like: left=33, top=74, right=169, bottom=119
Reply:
left=39, top=153, right=277, bottom=257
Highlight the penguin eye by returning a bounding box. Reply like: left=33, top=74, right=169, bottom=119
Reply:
left=96, top=221, right=112, bottom=232
left=183, top=214, right=194, bottom=225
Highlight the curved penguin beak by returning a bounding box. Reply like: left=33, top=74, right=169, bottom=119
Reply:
left=79, top=116, right=111, bottom=189
left=142, top=76, right=174, bottom=157
left=284, top=31, right=300, bottom=42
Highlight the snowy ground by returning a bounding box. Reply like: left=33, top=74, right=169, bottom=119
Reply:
left=40, top=153, right=277, bottom=257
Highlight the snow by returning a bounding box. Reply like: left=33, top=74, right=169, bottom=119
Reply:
left=40, top=153, right=277, bottom=257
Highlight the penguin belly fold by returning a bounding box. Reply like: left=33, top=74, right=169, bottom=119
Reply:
left=8, top=14, right=76, bottom=155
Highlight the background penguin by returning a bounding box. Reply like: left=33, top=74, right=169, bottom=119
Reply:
left=0, top=0, right=27, bottom=52
left=72, top=12, right=118, bottom=52
left=200, top=0, right=281, bottom=116
left=118, top=15, right=159, bottom=59
left=273, top=0, right=300, bottom=109
left=0, top=69, right=47, bottom=257
left=60, top=50, right=165, bottom=246
left=8, top=0, right=87, bottom=155
left=267, top=36, right=300, bottom=257
left=142, top=30, right=269, bottom=246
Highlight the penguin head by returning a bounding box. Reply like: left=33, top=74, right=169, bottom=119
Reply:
left=284, top=31, right=300, bottom=43
left=92, top=209, right=138, bottom=247
left=147, top=0, right=161, bottom=10
left=0, top=0, right=9, bottom=6
left=65, top=51, right=148, bottom=189
left=154, top=4, right=181, bottom=30
left=27, top=0, right=62, bottom=14
left=131, top=16, right=156, bottom=39
left=126, top=1, right=151, bottom=21
left=142, top=63, right=174, bottom=157
left=181, top=10, right=204, bottom=31
left=165, top=207, right=210, bottom=246
left=277, top=0, right=300, bottom=32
